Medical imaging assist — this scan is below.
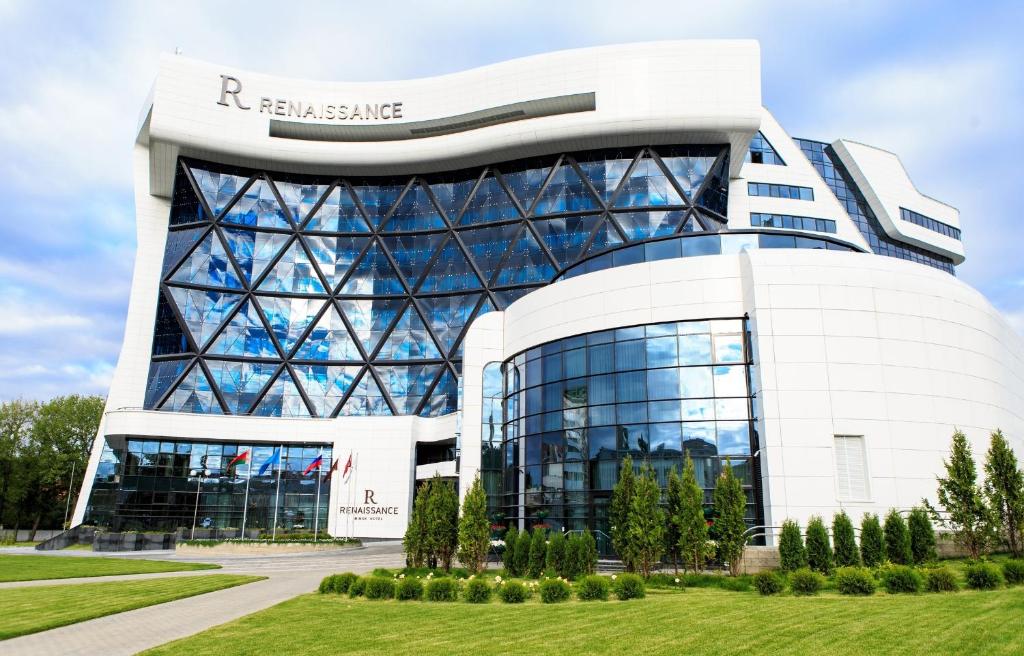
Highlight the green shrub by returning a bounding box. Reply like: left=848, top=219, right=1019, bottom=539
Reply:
left=319, top=572, right=358, bottom=594
left=514, top=530, right=532, bottom=578
left=908, top=506, right=937, bottom=564
left=965, top=562, right=1003, bottom=590
left=364, top=576, right=396, bottom=600
left=779, top=520, right=807, bottom=572
left=881, top=565, right=922, bottom=594
left=497, top=580, right=528, bottom=603
left=562, top=534, right=584, bottom=580
left=348, top=576, right=368, bottom=598
left=805, top=516, right=833, bottom=574
left=832, top=511, right=860, bottom=567
left=463, top=578, right=492, bottom=603
left=884, top=510, right=913, bottom=565
left=528, top=528, right=548, bottom=578
left=1002, top=560, right=1024, bottom=585
left=540, top=578, right=571, bottom=603
left=575, top=575, right=610, bottom=601
left=717, top=577, right=752, bottom=592
left=753, top=570, right=784, bottom=596
left=502, top=526, right=519, bottom=576
left=612, top=573, right=646, bottom=600
left=790, top=568, right=823, bottom=596
left=835, top=567, right=876, bottom=595
left=395, top=577, right=424, bottom=600
left=860, top=514, right=884, bottom=568
left=547, top=531, right=567, bottom=575
left=371, top=567, right=393, bottom=577
left=425, top=577, right=459, bottom=601
left=923, top=567, right=959, bottom=593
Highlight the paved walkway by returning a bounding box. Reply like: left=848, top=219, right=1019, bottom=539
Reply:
left=1, top=541, right=406, bottom=656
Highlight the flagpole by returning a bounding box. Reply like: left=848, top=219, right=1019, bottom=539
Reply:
left=240, top=452, right=251, bottom=540
left=272, top=446, right=283, bottom=541
left=313, top=450, right=323, bottom=542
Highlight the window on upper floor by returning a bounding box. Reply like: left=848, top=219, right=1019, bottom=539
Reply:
left=899, top=207, right=961, bottom=241
left=834, top=435, right=870, bottom=501
left=745, top=131, right=785, bottom=166
left=750, top=212, right=836, bottom=234
left=747, top=182, right=813, bottom=201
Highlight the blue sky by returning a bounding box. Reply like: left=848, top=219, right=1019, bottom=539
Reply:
left=0, top=0, right=1021, bottom=401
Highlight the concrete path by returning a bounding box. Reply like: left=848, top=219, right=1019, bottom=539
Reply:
left=1, top=541, right=406, bottom=656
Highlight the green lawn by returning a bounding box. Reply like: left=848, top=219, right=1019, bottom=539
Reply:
left=0, top=554, right=220, bottom=582
left=143, top=586, right=1024, bottom=656
left=0, top=574, right=263, bottom=640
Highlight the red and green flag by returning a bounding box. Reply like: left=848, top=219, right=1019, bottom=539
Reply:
left=227, top=450, right=249, bottom=469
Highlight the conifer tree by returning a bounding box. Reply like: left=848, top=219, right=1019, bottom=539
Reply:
left=426, top=475, right=459, bottom=571
left=832, top=511, right=860, bottom=567
left=935, top=430, right=991, bottom=559
left=403, top=481, right=430, bottom=567
left=514, top=527, right=532, bottom=575
left=665, top=466, right=684, bottom=574
left=678, top=454, right=711, bottom=573
left=883, top=509, right=913, bottom=565
left=502, top=525, right=519, bottom=575
left=860, top=513, right=884, bottom=568
left=984, top=429, right=1024, bottom=557
left=582, top=529, right=599, bottom=575
left=456, top=476, right=491, bottom=574
left=908, top=506, right=937, bottom=564
left=546, top=530, right=567, bottom=574
left=805, top=516, right=833, bottom=574
left=527, top=526, right=547, bottom=578
left=610, top=455, right=636, bottom=570
left=778, top=520, right=806, bottom=572
left=714, top=460, right=748, bottom=576
left=626, top=463, right=665, bottom=578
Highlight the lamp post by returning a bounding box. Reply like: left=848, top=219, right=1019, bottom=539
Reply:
left=189, top=468, right=211, bottom=540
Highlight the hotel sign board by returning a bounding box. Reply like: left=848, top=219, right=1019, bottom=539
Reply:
left=217, top=74, right=404, bottom=121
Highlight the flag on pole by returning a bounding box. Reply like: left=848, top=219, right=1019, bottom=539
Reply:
left=341, top=453, right=354, bottom=480
left=227, top=450, right=249, bottom=469
left=257, top=449, right=281, bottom=477
left=322, top=458, right=339, bottom=482
left=303, top=454, right=324, bottom=476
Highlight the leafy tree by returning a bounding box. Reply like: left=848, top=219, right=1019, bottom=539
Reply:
left=403, top=481, right=430, bottom=567
left=514, top=527, right=532, bottom=576
left=884, top=509, right=913, bottom=565
left=805, top=516, right=833, bottom=574
left=677, top=454, right=711, bottom=573
left=0, top=400, right=37, bottom=528
left=908, top=506, right=937, bottom=564
left=502, top=525, right=519, bottom=575
left=527, top=527, right=547, bottom=578
left=778, top=520, right=806, bottom=572
left=456, top=476, right=490, bottom=574
left=425, top=475, right=459, bottom=571
left=934, top=430, right=991, bottom=559
left=713, top=460, right=748, bottom=576
left=984, top=429, right=1024, bottom=558
left=546, top=530, right=567, bottom=574
left=626, top=464, right=665, bottom=578
left=832, top=511, right=860, bottom=567
left=860, top=513, right=884, bottom=568
left=609, top=455, right=636, bottom=570
left=665, top=466, right=684, bottom=574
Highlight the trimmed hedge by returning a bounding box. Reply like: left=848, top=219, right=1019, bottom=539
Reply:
left=576, top=575, right=610, bottom=601
left=965, top=562, right=1003, bottom=590
left=348, top=576, right=368, bottom=598
left=753, top=570, right=784, bottom=596
left=790, top=568, right=823, bottom=596
left=612, top=573, right=645, bottom=600
left=1002, top=560, right=1024, bottom=585
left=881, top=565, right=922, bottom=594
left=319, top=572, right=357, bottom=594
left=924, top=567, right=959, bottom=593
left=498, top=580, right=528, bottom=603
left=364, top=576, right=396, bottom=600
left=540, top=578, right=571, bottom=603
left=426, top=577, right=459, bottom=601
left=396, top=577, right=424, bottom=600
left=463, top=578, right=492, bottom=603
left=835, top=567, right=876, bottom=596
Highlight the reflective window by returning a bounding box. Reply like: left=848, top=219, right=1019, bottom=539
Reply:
left=899, top=207, right=961, bottom=240
left=750, top=212, right=836, bottom=235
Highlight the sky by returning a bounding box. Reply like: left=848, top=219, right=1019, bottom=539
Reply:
left=0, top=0, right=1021, bottom=401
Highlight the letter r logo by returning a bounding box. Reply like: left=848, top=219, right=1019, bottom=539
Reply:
left=364, top=489, right=378, bottom=505
left=217, top=75, right=250, bottom=110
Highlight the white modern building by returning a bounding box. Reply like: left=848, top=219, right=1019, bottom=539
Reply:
left=73, top=41, right=1024, bottom=546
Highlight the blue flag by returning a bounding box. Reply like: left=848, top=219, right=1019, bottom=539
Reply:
left=257, top=449, right=280, bottom=477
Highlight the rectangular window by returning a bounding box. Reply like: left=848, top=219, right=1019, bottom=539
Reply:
left=899, top=207, right=961, bottom=240
left=834, top=435, right=870, bottom=501
left=747, top=182, right=814, bottom=201
left=750, top=212, right=836, bottom=234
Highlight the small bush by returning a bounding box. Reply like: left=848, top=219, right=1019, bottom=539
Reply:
left=426, top=577, right=460, bottom=601
left=881, top=565, right=922, bottom=594
left=779, top=520, right=807, bottom=572
left=753, top=570, right=785, bottom=596
left=612, top=573, right=646, bottom=600
left=835, top=567, right=876, bottom=596
left=790, top=568, right=823, bottom=596
left=319, top=572, right=358, bottom=594
left=463, top=578, right=492, bottom=603
left=576, top=575, right=610, bottom=601
left=908, top=506, right=937, bottom=564
left=883, top=510, right=913, bottom=566
left=364, top=576, right=396, bottom=600
left=498, top=580, right=528, bottom=603
left=860, top=514, right=884, bottom=568
left=540, top=578, right=571, bottom=603
left=718, top=577, right=753, bottom=592
left=965, top=562, right=1003, bottom=590
left=923, top=567, right=959, bottom=593
left=396, top=577, right=424, bottom=601
left=1002, top=560, right=1024, bottom=586
left=805, top=516, right=834, bottom=574
left=348, top=576, right=368, bottom=598
left=371, top=567, right=393, bottom=577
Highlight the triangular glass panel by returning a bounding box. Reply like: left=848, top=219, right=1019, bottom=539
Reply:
left=170, top=168, right=210, bottom=225
left=612, top=210, right=688, bottom=241
left=381, top=181, right=447, bottom=232
left=168, top=230, right=243, bottom=289
left=256, top=239, right=327, bottom=294
left=207, top=300, right=278, bottom=358
left=153, top=291, right=191, bottom=355
left=272, top=179, right=330, bottom=226
left=583, top=216, right=625, bottom=257
left=429, top=177, right=476, bottom=222
left=293, top=303, right=361, bottom=361
left=167, top=286, right=243, bottom=348
left=252, top=368, right=311, bottom=418
left=221, top=228, right=290, bottom=286
left=494, top=226, right=557, bottom=285
left=493, top=288, right=534, bottom=310
left=159, top=362, right=223, bottom=414
left=418, top=239, right=484, bottom=293
left=304, top=235, right=370, bottom=291
left=680, top=212, right=703, bottom=233
left=380, top=233, right=447, bottom=289
left=338, top=298, right=405, bottom=355
left=660, top=155, right=715, bottom=201
left=304, top=184, right=371, bottom=232
left=373, top=303, right=442, bottom=360
left=221, top=177, right=291, bottom=229
left=746, top=131, right=785, bottom=166
left=419, top=368, right=458, bottom=417
left=337, top=240, right=406, bottom=295
left=575, top=153, right=634, bottom=203
left=350, top=183, right=404, bottom=228
left=458, top=174, right=520, bottom=226
left=694, top=155, right=730, bottom=217
left=417, top=293, right=482, bottom=356
left=531, top=161, right=601, bottom=216
left=144, top=359, right=190, bottom=409
left=532, top=214, right=603, bottom=268
left=256, top=296, right=327, bottom=356
left=162, top=227, right=207, bottom=277
left=337, top=368, right=392, bottom=416
left=375, top=364, right=443, bottom=415
left=205, top=360, right=278, bottom=414
left=292, top=364, right=360, bottom=417
left=502, top=164, right=551, bottom=215
left=613, top=157, right=685, bottom=208
left=189, top=165, right=248, bottom=218
left=456, top=222, right=522, bottom=285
